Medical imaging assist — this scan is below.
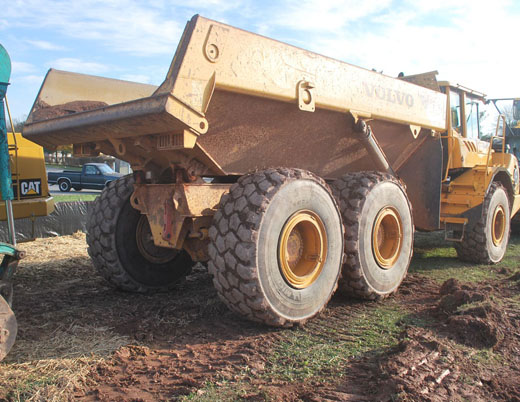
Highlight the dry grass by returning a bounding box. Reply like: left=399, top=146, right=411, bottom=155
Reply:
left=0, top=357, right=99, bottom=401
left=10, top=323, right=129, bottom=362
left=0, top=233, right=127, bottom=401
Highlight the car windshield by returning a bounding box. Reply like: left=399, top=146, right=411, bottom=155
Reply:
left=97, top=164, right=114, bottom=174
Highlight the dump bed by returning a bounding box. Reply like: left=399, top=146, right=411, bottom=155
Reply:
left=23, top=14, right=448, bottom=230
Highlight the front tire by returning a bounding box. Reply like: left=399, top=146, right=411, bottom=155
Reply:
left=58, top=179, right=71, bottom=192
left=208, top=168, right=344, bottom=327
left=332, top=172, right=414, bottom=300
left=86, top=175, right=194, bottom=292
left=455, top=182, right=510, bottom=264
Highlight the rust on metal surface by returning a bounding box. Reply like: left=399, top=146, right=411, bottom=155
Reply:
left=131, top=183, right=230, bottom=250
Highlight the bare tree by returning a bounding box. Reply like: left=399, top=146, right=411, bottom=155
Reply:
left=8, top=117, right=26, bottom=133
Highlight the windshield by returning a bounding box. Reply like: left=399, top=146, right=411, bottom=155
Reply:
left=97, top=164, right=114, bottom=174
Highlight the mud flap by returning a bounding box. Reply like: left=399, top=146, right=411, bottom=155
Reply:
left=0, top=294, right=16, bottom=361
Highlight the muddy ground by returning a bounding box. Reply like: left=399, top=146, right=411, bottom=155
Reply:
left=0, top=232, right=519, bottom=401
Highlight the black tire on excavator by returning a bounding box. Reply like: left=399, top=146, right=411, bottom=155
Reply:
left=331, top=172, right=414, bottom=300
left=0, top=295, right=16, bottom=362
left=86, top=175, right=194, bottom=292
left=455, top=182, right=510, bottom=264
left=208, top=168, right=344, bottom=327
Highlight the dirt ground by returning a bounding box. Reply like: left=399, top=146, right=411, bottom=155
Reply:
left=0, top=232, right=519, bottom=401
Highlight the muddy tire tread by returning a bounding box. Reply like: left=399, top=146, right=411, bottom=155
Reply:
left=455, top=182, right=509, bottom=264
left=332, top=171, right=413, bottom=300
left=208, top=168, right=341, bottom=327
left=87, top=175, right=172, bottom=293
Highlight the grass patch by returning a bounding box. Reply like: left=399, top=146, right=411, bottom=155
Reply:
left=181, top=304, right=415, bottom=400
left=266, top=303, right=407, bottom=382
left=0, top=357, right=100, bottom=402
left=409, top=232, right=520, bottom=283
left=180, top=381, right=254, bottom=402
left=53, top=194, right=98, bottom=202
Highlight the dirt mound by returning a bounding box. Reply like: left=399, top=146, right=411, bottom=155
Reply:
left=437, top=278, right=488, bottom=314
left=32, top=99, right=108, bottom=121
left=376, top=327, right=487, bottom=401
left=447, top=315, right=498, bottom=349
left=436, top=279, right=509, bottom=349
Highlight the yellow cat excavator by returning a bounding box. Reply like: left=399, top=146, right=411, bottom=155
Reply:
left=0, top=44, right=53, bottom=361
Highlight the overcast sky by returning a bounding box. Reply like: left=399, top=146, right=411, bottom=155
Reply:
left=2, top=0, right=520, bottom=124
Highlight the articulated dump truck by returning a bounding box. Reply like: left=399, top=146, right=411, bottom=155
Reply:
left=23, top=15, right=520, bottom=327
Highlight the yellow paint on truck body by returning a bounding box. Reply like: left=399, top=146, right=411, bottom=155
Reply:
left=19, top=14, right=520, bottom=247
left=0, top=133, right=54, bottom=220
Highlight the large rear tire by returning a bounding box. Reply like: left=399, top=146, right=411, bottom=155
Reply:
left=87, top=175, right=194, bottom=292
left=208, top=168, right=344, bottom=327
left=332, top=172, right=413, bottom=300
left=455, top=182, right=510, bottom=264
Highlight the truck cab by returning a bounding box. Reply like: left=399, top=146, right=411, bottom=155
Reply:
left=440, top=82, right=495, bottom=169
left=439, top=82, right=520, bottom=244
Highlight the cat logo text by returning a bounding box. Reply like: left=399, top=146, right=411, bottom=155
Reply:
left=20, top=179, right=42, bottom=197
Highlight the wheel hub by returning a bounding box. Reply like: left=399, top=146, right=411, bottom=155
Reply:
left=135, top=216, right=179, bottom=264
left=491, top=205, right=506, bottom=247
left=278, top=210, right=327, bottom=289
left=372, top=207, right=403, bottom=269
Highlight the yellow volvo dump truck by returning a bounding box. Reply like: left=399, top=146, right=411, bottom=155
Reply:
left=23, top=15, right=520, bottom=327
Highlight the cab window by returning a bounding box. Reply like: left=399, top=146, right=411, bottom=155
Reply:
left=450, top=91, right=461, bottom=132
left=465, top=99, right=481, bottom=140
left=85, top=165, right=98, bottom=175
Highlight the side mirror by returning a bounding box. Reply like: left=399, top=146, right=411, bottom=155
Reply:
left=513, top=99, right=520, bottom=120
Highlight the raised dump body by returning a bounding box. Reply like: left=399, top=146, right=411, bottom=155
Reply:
left=22, top=15, right=519, bottom=327
left=25, top=15, right=447, bottom=231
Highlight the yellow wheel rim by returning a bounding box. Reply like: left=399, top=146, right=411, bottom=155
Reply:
left=372, top=207, right=403, bottom=269
left=491, top=205, right=506, bottom=247
left=278, top=210, right=327, bottom=289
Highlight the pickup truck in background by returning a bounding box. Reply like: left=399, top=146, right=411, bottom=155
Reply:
left=47, top=163, right=123, bottom=192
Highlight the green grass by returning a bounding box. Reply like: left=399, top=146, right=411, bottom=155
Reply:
left=5, top=374, right=57, bottom=402
left=266, top=303, right=406, bottom=382
left=180, top=303, right=412, bottom=401
left=409, top=232, right=520, bottom=283
left=52, top=194, right=99, bottom=202
left=180, top=381, right=254, bottom=402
